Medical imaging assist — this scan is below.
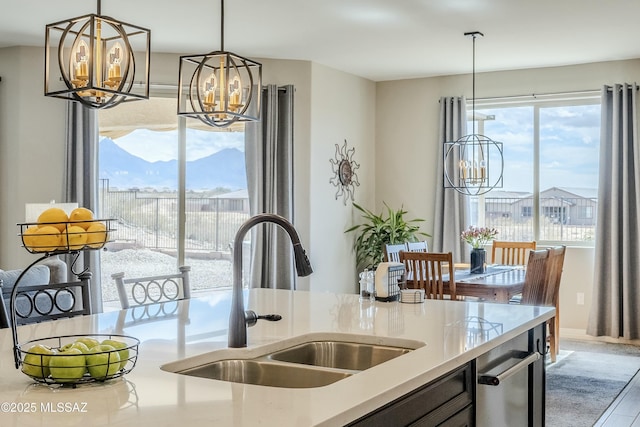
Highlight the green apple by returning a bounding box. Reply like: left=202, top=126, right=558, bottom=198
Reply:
left=86, top=344, right=121, bottom=380
left=49, top=347, right=86, bottom=382
left=22, top=344, right=55, bottom=378
left=59, top=341, right=90, bottom=354
left=101, top=339, right=130, bottom=370
left=75, top=336, right=100, bottom=349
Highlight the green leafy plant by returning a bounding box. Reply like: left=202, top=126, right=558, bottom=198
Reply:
left=345, top=202, right=429, bottom=270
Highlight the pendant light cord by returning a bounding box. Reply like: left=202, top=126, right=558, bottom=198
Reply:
left=220, top=0, right=225, bottom=51
left=464, top=31, right=484, bottom=136
left=472, top=33, right=476, bottom=136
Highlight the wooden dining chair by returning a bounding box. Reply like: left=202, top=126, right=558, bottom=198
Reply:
left=0, top=272, right=92, bottom=328
left=399, top=251, right=456, bottom=300
left=383, top=243, right=406, bottom=263
left=520, top=249, right=550, bottom=305
left=491, top=240, right=537, bottom=265
left=544, top=246, right=567, bottom=362
left=112, top=266, right=191, bottom=309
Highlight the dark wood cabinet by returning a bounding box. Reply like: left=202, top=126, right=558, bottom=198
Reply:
left=347, top=362, right=475, bottom=427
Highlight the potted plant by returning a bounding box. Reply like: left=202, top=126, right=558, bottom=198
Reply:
left=345, top=202, right=429, bottom=270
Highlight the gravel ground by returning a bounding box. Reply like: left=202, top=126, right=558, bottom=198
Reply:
left=99, top=248, right=233, bottom=303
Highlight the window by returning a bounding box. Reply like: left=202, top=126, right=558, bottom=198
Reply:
left=580, top=206, right=594, bottom=219
left=97, top=97, right=248, bottom=308
left=469, top=93, right=601, bottom=244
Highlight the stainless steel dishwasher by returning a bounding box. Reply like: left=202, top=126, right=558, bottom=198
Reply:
left=475, top=323, right=546, bottom=427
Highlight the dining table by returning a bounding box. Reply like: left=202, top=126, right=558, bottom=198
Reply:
left=407, top=265, right=526, bottom=303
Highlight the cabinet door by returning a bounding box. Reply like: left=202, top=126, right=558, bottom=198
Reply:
left=411, top=404, right=474, bottom=427
left=347, top=363, right=474, bottom=427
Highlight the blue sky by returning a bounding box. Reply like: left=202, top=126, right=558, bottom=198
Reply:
left=479, top=104, right=600, bottom=192
left=113, top=128, right=245, bottom=162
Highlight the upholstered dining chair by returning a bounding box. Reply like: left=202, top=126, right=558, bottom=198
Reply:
left=399, top=251, right=456, bottom=300
left=405, top=241, right=429, bottom=252
left=383, top=243, right=406, bottom=263
left=112, top=266, right=191, bottom=309
left=491, top=240, right=537, bottom=265
left=0, top=272, right=92, bottom=329
left=544, top=246, right=567, bottom=362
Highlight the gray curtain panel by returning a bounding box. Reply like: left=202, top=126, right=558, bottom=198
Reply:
left=587, top=83, right=640, bottom=339
left=64, top=101, right=102, bottom=313
left=244, top=85, right=295, bottom=289
left=433, top=97, right=470, bottom=263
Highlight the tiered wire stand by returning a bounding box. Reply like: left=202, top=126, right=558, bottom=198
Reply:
left=9, top=219, right=140, bottom=386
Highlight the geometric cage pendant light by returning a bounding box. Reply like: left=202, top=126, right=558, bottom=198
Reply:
left=444, top=31, right=504, bottom=196
left=177, top=0, right=262, bottom=128
left=44, top=0, right=151, bottom=109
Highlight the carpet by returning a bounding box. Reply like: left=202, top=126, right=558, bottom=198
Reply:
left=545, top=339, right=640, bottom=427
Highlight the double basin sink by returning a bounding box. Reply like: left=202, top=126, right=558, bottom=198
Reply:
left=161, top=333, right=425, bottom=388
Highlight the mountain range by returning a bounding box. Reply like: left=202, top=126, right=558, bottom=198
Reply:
left=99, top=138, right=247, bottom=191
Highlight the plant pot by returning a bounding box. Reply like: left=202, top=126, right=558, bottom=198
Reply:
left=470, top=248, right=486, bottom=274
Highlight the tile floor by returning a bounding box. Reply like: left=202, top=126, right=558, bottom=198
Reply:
left=594, top=369, right=640, bottom=426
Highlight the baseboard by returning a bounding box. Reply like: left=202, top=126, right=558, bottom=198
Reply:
left=560, top=327, right=640, bottom=345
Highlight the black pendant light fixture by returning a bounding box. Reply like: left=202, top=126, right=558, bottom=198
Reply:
left=178, top=0, right=262, bottom=128
left=444, top=31, right=503, bottom=196
left=44, top=0, right=151, bottom=109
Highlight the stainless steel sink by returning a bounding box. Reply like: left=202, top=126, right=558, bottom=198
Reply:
left=179, top=359, right=352, bottom=388
left=161, top=334, right=425, bottom=388
left=268, top=341, right=413, bottom=370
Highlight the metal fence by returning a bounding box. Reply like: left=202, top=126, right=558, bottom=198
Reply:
left=99, top=180, right=250, bottom=252
left=476, top=196, right=597, bottom=242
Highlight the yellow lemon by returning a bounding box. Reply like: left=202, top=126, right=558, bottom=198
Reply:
left=22, top=226, right=41, bottom=251
left=37, top=207, right=69, bottom=232
left=61, top=225, right=88, bottom=250
left=28, top=226, right=61, bottom=252
left=69, top=207, right=94, bottom=230
left=85, top=222, right=108, bottom=248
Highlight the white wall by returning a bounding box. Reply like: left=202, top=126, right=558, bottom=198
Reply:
left=308, top=62, right=376, bottom=294
left=0, top=46, right=67, bottom=269
left=375, top=59, right=640, bottom=335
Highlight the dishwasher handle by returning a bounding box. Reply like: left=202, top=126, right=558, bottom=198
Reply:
left=478, top=351, right=542, bottom=386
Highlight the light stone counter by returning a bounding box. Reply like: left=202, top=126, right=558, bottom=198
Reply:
left=0, top=289, right=554, bottom=426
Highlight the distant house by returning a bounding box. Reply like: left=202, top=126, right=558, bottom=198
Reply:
left=201, top=189, right=249, bottom=213
left=482, top=187, right=597, bottom=226
left=482, top=191, right=530, bottom=221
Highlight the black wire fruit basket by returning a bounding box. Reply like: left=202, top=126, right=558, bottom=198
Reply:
left=18, top=218, right=116, bottom=254
left=17, top=334, right=140, bottom=386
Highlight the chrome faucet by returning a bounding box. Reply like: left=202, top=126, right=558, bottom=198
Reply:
left=229, top=213, right=313, bottom=348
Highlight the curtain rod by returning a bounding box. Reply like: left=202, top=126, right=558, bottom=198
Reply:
left=603, top=83, right=639, bottom=91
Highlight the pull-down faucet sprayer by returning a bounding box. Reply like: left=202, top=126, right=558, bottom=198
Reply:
left=228, top=213, right=313, bottom=348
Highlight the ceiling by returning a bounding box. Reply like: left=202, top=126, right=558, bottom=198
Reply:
left=2, top=0, right=640, bottom=82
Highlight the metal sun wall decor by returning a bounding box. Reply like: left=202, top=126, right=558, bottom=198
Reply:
left=330, top=140, right=360, bottom=205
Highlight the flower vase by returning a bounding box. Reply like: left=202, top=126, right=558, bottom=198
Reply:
left=470, top=248, right=486, bottom=274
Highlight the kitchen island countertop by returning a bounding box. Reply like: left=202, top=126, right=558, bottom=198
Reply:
left=0, top=288, right=554, bottom=426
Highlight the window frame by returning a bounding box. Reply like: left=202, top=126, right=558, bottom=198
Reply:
left=471, top=91, right=601, bottom=247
